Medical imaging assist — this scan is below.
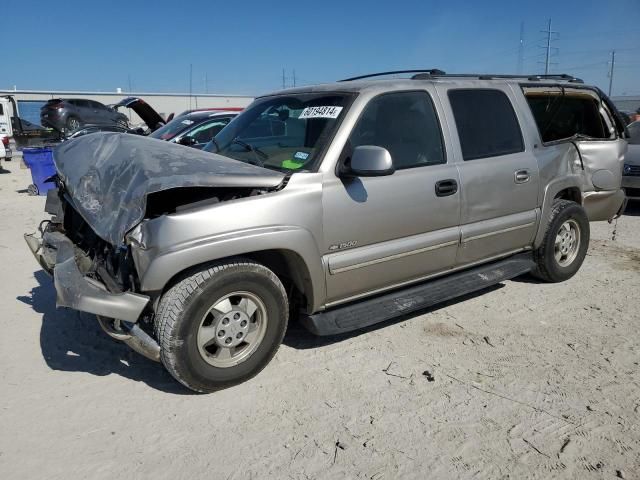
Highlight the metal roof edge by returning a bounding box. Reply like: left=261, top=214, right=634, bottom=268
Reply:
left=0, top=89, right=255, bottom=98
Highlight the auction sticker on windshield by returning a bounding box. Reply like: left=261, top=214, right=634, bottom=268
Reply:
left=299, top=106, right=343, bottom=119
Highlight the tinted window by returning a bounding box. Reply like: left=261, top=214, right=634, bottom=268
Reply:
left=349, top=91, right=445, bottom=169
left=70, top=100, right=90, bottom=108
left=184, top=118, right=232, bottom=144
left=0, top=104, right=3, bottom=115
left=628, top=121, right=640, bottom=145
left=88, top=100, right=105, bottom=109
left=449, top=89, right=524, bottom=161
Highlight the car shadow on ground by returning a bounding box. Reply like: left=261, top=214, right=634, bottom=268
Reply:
left=283, top=283, right=505, bottom=350
left=17, top=270, right=191, bottom=395
left=624, top=200, right=640, bottom=217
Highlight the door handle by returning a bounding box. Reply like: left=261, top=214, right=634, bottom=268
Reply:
left=435, top=179, right=458, bottom=197
left=514, top=169, right=530, bottom=184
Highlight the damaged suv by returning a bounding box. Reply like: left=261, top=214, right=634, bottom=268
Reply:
left=25, top=70, right=627, bottom=392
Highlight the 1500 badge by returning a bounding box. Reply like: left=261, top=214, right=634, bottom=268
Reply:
left=328, top=240, right=358, bottom=251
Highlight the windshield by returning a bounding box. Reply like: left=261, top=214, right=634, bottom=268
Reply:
left=203, top=93, right=353, bottom=172
left=150, top=115, right=198, bottom=140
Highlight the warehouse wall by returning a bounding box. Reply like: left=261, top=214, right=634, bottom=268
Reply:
left=0, top=90, right=255, bottom=127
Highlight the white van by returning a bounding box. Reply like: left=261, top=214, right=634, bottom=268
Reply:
left=0, top=97, right=13, bottom=159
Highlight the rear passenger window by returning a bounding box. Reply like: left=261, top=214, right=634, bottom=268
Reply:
left=525, top=91, right=613, bottom=142
left=349, top=91, right=445, bottom=169
left=449, top=89, right=524, bottom=161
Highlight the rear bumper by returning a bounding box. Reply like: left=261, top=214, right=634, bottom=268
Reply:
left=582, top=188, right=626, bottom=221
left=24, top=230, right=149, bottom=322
left=40, top=112, right=66, bottom=131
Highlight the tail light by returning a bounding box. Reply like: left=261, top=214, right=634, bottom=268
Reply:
left=1, top=136, right=8, bottom=147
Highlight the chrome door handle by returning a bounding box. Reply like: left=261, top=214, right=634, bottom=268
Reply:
left=514, top=169, right=530, bottom=184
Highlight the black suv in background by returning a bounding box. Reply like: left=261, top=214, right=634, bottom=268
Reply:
left=41, top=98, right=129, bottom=134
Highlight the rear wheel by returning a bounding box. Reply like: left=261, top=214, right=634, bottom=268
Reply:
left=154, top=259, right=288, bottom=393
left=65, top=116, right=81, bottom=134
left=532, top=199, right=589, bottom=282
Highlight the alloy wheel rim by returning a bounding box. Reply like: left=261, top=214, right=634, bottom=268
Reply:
left=554, top=219, right=580, bottom=267
left=196, top=291, right=267, bottom=368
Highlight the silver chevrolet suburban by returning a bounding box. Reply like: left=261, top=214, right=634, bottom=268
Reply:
left=25, top=70, right=628, bottom=392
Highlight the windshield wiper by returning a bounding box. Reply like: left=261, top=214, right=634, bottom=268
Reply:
left=208, top=137, right=221, bottom=152
left=232, top=138, right=268, bottom=161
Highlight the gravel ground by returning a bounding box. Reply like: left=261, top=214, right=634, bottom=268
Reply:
left=1, top=161, right=639, bottom=480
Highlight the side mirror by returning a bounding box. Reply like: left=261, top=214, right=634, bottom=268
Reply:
left=342, top=145, right=395, bottom=177
left=178, top=136, right=197, bottom=146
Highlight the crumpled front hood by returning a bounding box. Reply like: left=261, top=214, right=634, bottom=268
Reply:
left=54, top=132, right=284, bottom=245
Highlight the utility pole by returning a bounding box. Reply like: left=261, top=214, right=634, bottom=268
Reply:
left=539, top=18, right=558, bottom=74
left=293, top=69, right=296, bottom=87
left=282, top=68, right=286, bottom=89
left=517, top=21, right=524, bottom=74
left=608, top=50, right=616, bottom=96
left=189, top=64, right=193, bottom=110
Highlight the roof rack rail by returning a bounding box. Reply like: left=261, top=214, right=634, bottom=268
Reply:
left=411, top=72, right=583, bottom=83
left=339, top=69, right=446, bottom=82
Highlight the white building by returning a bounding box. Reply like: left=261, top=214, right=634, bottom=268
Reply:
left=0, top=89, right=255, bottom=127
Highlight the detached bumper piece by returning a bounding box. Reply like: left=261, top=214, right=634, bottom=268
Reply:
left=24, top=230, right=160, bottom=361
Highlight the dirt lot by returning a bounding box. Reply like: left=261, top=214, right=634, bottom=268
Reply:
left=0, top=161, right=639, bottom=480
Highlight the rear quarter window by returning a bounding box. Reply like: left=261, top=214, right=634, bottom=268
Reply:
left=448, top=89, right=524, bottom=161
left=524, top=90, right=614, bottom=143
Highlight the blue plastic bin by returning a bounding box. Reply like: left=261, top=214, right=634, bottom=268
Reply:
left=22, top=147, right=56, bottom=196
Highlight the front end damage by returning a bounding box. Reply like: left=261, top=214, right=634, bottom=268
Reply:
left=25, top=191, right=160, bottom=361
left=25, top=133, right=285, bottom=361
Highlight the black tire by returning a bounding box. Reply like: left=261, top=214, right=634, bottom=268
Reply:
left=155, top=259, right=288, bottom=393
left=532, top=199, right=590, bottom=283
left=65, top=116, right=82, bottom=134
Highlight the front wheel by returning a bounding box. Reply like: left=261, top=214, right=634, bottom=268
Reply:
left=532, top=199, right=590, bottom=283
left=154, top=259, right=288, bottom=392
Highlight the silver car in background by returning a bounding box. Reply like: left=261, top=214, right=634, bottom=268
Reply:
left=622, top=121, right=640, bottom=200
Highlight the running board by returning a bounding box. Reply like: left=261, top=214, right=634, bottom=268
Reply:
left=301, top=253, right=534, bottom=336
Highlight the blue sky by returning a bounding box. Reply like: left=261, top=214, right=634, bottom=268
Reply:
left=4, top=0, right=640, bottom=96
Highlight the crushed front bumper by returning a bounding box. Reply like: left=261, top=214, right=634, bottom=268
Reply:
left=24, top=230, right=150, bottom=322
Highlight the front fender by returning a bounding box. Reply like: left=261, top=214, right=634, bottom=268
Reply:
left=133, top=225, right=325, bottom=312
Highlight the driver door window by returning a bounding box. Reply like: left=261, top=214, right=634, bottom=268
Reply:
left=348, top=91, right=445, bottom=169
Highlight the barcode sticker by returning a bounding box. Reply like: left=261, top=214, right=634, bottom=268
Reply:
left=299, top=106, right=343, bottom=119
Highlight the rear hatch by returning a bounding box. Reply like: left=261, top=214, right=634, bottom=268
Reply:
left=40, top=99, right=65, bottom=127
left=113, top=97, right=165, bottom=132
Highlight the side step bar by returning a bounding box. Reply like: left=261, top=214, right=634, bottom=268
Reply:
left=301, top=253, right=535, bottom=336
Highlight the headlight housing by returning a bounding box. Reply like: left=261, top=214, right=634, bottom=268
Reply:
left=623, top=164, right=632, bottom=175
